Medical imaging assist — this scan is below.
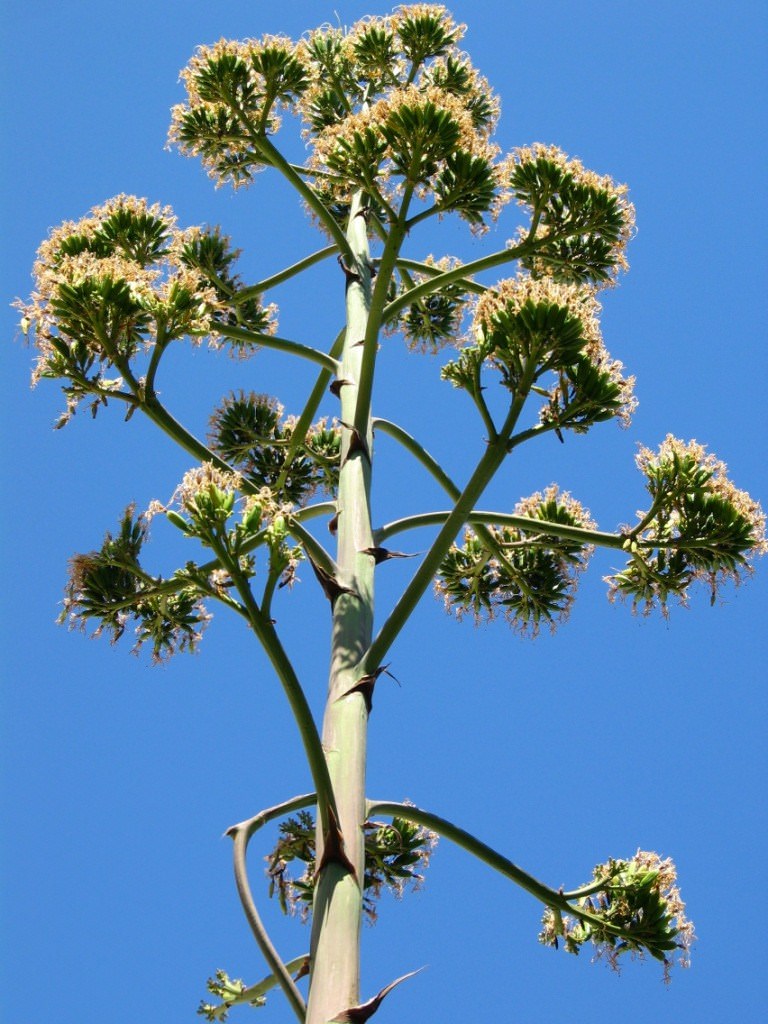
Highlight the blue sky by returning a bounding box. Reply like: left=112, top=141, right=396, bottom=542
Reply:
left=2, top=2, right=766, bottom=1022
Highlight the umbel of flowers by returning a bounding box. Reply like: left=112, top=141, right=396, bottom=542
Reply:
left=20, top=6, right=764, bottom=1023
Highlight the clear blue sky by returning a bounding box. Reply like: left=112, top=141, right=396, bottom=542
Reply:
left=2, top=3, right=766, bottom=1022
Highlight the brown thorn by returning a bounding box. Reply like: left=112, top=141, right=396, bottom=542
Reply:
left=359, top=547, right=420, bottom=565
left=316, top=805, right=357, bottom=881
left=339, top=664, right=398, bottom=714
left=331, top=968, right=426, bottom=1023
left=337, top=254, right=361, bottom=282
left=308, top=557, right=358, bottom=607
left=293, top=956, right=310, bottom=982
left=339, top=421, right=371, bottom=465
left=328, top=510, right=340, bottom=535
left=330, top=379, right=352, bottom=397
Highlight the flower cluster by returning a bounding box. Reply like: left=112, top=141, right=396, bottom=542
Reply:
left=162, top=461, right=305, bottom=593
left=169, top=35, right=310, bottom=187
left=435, top=487, right=596, bottom=635
left=504, top=143, right=636, bottom=286
left=443, top=273, right=636, bottom=431
left=266, top=809, right=438, bottom=924
left=606, top=436, right=767, bottom=613
left=208, top=391, right=341, bottom=504
left=302, top=9, right=503, bottom=227
left=539, top=850, right=695, bottom=981
left=20, top=196, right=275, bottom=424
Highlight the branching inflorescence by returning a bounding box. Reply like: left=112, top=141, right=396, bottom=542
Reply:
left=21, top=5, right=764, bottom=1022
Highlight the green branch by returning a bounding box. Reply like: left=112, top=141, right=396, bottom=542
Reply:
left=352, top=200, right=411, bottom=439
left=202, top=956, right=310, bottom=1022
left=372, top=418, right=458, bottom=496
left=238, top=245, right=338, bottom=300
left=258, top=136, right=354, bottom=262
left=376, top=510, right=627, bottom=551
left=361, top=374, right=533, bottom=675
left=273, top=328, right=346, bottom=496
left=365, top=799, right=642, bottom=941
left=210, top=324, right=340, bottom=374
left=211, top=538, right=337, bottom=836
left=383, top=238, right=537, bottom=324
left=226, top=793, right=317, bottom=1021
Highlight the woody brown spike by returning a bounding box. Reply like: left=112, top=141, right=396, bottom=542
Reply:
left=330, top=379, right=353, bottom=397
left=337, top=254, right=361, bottom=282
left=316, top=804, right=357, bottom=880
left=339, top=421, right=371, bottom=465
left=308, top=557, right=358, bottom=606
left=339, top=664, right=397, bottom=713
left=359, top=547, right=419, bottom=565
left=330, top=968, right=425, bottom=1023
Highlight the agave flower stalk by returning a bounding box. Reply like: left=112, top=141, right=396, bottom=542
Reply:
left=20, top=6, right=766, bottom=1022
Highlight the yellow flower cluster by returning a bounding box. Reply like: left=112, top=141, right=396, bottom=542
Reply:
left=172, top=463, right=244, bottom=514
left=169, top=34, right=303, bottom=188
left=474, top=274, right=603, bottom=352
left=636, top=435, right=767, bottom=555
left=474, top=274, right=637, bottom=427
left=514, top=484, right=597, bottom=535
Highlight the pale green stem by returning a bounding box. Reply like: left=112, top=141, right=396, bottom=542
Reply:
left=306, top=192, right=376, bottom=1024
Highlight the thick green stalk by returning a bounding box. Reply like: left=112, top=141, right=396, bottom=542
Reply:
left=306, top=193, right=375, bottom=1024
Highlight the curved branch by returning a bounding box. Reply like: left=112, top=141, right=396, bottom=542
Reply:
left=376, top=510, right=627, bottom=551
left=365, top=799, right=636, bottom=941
left=258, top=136, right=354, bottom=262
left=372, top=418, right=459, bottom=498
left=287, top=516, right=339, bottom=579
left=382, top=239, right=537, bottom=324
left=204, top=956, right=310, bottom=1021
left=366, top=798, right=559, bottom=907
left=140, top=396, right=242, bottom=480
left=226, top=793, right=317, bottom=1021
left=212, top=325, right=340, bottom=374
left=361, top=380, right=533, bottom=675
left=212, top=540, right=337, bottom=834
left=393, top=257, right=486, bottom=297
